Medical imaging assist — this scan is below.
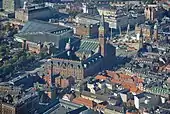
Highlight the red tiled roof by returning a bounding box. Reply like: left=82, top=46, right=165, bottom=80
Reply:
left=72, top=97, right=96, bottom=108
left=119, top=73, right=131, bottom=79
left=95, top=75, right=107, bottom=80
left=96, top=70, right=144, bottom=94
left=111, top=79, right=121, bottom=84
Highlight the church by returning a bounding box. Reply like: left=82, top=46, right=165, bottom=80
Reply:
left=43, top=15, right=116, bottom=81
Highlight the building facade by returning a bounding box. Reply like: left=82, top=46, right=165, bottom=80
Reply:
left=43, top=15, right=116, bottom=81
left=15, top=6, right=57, bottom=22
left=75, top=14, right=109, bottom=38
left=97, top=5, right=145, bottom=29
left=76, top=23, right=99, bottom=38
left=3, top=0, right=21, bottom=12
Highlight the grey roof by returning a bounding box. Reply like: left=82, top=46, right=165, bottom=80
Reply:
left=43, top=99, right=88, bottom=114
left=15, top=31, right=72, bottom=48
left=76, top=13, right=100, bottom=25
left=20, top=20, right=69, bottom=33
left=81, top=90, right=113, bottom=102
left=76, top=13, right=100, bottom=20
left=135, top=93, right=145, bottom=98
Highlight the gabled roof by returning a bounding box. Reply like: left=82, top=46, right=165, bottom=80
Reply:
left=20, top=20, right=69, bottom=33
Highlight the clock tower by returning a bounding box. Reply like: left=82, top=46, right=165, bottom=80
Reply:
left=99, top=14, right=107, bottom=57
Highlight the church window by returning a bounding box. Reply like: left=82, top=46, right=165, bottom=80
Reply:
left=71, top=64, right=73, bottom=68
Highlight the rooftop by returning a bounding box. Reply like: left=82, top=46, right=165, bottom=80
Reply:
left=15, top=32, right=71, bottom=48
left=0, top=83, right=38, bottom=107
left=20, top=20, right=69, bottom=33
left=72, top=97, right=96, bottom=108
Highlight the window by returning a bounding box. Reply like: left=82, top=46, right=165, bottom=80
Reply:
left=71, top=64, right=73, bottom=68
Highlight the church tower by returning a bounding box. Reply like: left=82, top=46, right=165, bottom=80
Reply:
left=99, top=14, right=107, bottom=57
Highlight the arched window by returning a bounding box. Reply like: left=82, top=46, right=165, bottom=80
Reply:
left=71, top=64, right=73, bottom=68
left=78, top=65, right=80, bottom=69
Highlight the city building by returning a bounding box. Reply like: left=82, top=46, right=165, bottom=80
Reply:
left=43, top=15, right=116, bottom=81
left=97, top=4, right=145, bottom=29
left=82, top=3, right=99, bottom=15
left=75, top=14, right=109, bottom=38
left=14, top=20, right=73, bottom=54
left=15, top=3, right=58, bottom=22
left=2, top=0, right=21, bottom=12
left=75, top=13, right=109, bottom=38
left=0, top=83, right=39, bottom=114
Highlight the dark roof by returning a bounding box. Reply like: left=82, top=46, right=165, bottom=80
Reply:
left=15, top=32, right=72, bottom=48
left=42, top=99, right=86, bottom=114
left=28, top=7, right=52, bottom=13
left=119, top=89, right=130, bottom=94
left=135, top=93, right=145, bottom=98
left=69, top=106, right=88, bottom=114
left=20, top=20, right=69, bottom=33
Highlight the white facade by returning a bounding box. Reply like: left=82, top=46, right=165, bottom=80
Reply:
left=106, top=83, right=113, bottom=90
left=134, top=95, right=145, bottom=109
left=82, top=3, right=88, bottom=13
left=120, top=93, right=127, bottom=103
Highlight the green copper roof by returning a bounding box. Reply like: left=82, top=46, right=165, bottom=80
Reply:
left=79, top=39, right=99, bottom=52
left=150, top=87, right=170, bottom=95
